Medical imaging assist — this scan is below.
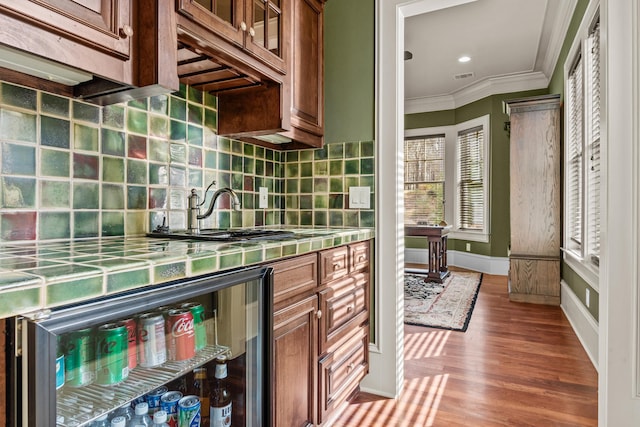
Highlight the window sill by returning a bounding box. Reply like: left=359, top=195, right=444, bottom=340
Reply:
left=562, top=248, right=600, bottom=291
left=449, top=230, right=489, bottom=243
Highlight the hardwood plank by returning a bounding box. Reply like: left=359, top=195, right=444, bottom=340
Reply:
left=333, top=271, right=598, bottom=426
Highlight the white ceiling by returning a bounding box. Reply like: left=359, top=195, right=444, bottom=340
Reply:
left=404, top=0, right=577, bottom=113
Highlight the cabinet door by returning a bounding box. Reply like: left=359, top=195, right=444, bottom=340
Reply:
left=283, top=0, right=324, bottom=143
left=273, top=295, right=318, bottom=427
left=177, top=0, right=245, bottom=46
left=0, top=0, right=132, bottom=58
left=244, top=0, right=286, bottom=71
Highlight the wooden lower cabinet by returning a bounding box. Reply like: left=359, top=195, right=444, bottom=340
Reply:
left=273, top=295, right=319, bottom=427
left=318, top=325, right=369, bottom=425
left=270, top=240, right=371, bottom=427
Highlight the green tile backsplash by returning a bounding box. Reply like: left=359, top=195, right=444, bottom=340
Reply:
left=0, top=81, right=375, bottom=241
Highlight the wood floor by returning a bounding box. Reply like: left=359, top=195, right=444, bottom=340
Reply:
left=332, top=270, right=598, bottom=427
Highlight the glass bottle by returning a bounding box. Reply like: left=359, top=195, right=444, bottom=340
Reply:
left=210, top=356, right=232, bottom=427
left=192, top=367, right=211, bottom=425
left=130, top=402, right=153, bottom=427
left=152, top=410, right=170, bottom=426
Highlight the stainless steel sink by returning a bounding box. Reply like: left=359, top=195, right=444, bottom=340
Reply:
left=147, top=228, right=296, bottom=242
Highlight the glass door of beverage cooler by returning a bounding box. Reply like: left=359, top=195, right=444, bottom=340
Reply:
left=13, top=266, right=272, bottom=427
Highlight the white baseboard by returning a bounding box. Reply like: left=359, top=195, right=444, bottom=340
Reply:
left=405, top=248, right=509, bottom=275
left=560, top=280, right=599, bottom=371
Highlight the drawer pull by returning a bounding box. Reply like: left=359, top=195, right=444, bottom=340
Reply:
left=332, top=263, right=341, bottom=271
left=347, top=362, right=355, bottom=372
left=358, top=255, right=365, bottom=262
left=346, top=304, right=354, bottom=313
left=316, top=310, right=322, bottom=319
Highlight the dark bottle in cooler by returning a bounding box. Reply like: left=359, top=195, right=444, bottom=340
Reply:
left=191, top=367, right=211, bottom=425
left=210, top=356, right=232, bottom=427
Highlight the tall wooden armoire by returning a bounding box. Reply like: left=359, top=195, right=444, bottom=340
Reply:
left=505, top=95, right=561, bottom=305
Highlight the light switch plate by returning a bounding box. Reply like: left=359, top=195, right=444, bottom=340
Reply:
left=349, top=186, right=370, bottom=209
left=259, top=187, right=268, bottom=208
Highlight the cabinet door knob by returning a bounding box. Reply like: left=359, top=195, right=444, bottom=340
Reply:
left=316, top=310, right=322, bottom=319
left=240, top=21, right=247, bottom=31
left=119, top=25, right=134, bottom=38
left=249, top=27, right=256, bottom=37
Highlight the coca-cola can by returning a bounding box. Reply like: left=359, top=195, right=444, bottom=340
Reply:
left=137, top=312, right=167, bottom=368
left=121, top=318, right=137, bottom=370
left=166, top=308, right=195, bottom=361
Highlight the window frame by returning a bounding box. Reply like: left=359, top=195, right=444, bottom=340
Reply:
left=404, top=114, right=490, bottom=242
left=562, top=2, right=601, bottom=289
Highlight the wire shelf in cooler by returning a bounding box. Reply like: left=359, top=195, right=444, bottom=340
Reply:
left=56, top=344, right=231, bottom=427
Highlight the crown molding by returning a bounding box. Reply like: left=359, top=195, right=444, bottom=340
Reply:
left=405, top=71, right=550, bottom=114
left=537, top=0, right=578, bottom=77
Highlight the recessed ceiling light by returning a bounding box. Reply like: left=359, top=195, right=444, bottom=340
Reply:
left=458, top=56, right=471, bottom=63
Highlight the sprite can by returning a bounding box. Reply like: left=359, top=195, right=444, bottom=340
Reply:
left=178, top=395, right=201, bottom=427
left=95, top=322, right=129, bottom=385
left=181, top=302, right=206, bottom=351
left=64, top=327, right=95, bottom=387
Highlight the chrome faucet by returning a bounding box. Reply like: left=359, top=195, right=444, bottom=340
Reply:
left=187, top=181, right=241, bottom=234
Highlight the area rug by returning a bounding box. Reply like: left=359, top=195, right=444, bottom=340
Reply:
left=404, top=271, right=482, bottom=332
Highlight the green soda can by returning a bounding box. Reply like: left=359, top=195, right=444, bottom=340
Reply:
left=181, top=302, right=206, bottom=351
left=64, top=327, right=95, bottom=387
left=95, top=322, right=129, bottom=386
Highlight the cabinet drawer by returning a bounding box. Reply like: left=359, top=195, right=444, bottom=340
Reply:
left=349, top=241, right=370, bottom=273
left=270, top=253, right=318, bottom=310
left=318, top=325, right=369, bottom=424
left=319, top=246, right=349, bottom=284
left=318, top=273, right=369, bottom=354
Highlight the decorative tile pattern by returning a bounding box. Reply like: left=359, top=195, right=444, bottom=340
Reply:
left=0, top=80, right=375, bottom=244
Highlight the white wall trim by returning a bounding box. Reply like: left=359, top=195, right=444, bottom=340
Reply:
left=405, top=248, right=509, bottom=276
left=561, top=280, right=600, bottom=371
left=405, top=71, right=549, bottom=114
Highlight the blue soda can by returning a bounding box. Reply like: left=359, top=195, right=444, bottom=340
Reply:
left=56, top=335, right=65, bottom=389
left=178, top=395, right=201, bottom=427
left=160, top=390, right=183, bottom=427
left=146, top=385, right=168, bottom=415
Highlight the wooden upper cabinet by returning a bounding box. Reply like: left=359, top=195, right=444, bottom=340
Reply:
left=0, top=0, right=132, bottom=60
left=280, top=0, right=324, bottom=146
left=0, top=0, right=179, bottom=104
left=177, top=0, right=286, bottom=73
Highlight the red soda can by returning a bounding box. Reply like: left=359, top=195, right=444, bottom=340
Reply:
left=166, top=308, right=195, bottom=361
left=121, top=318, right=137, bottom=369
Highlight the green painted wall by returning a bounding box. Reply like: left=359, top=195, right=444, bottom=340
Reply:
left=546, top=0, right=598, bottom=321
left=324, top=0, right=375, bottom=144
left=405, top=89, right=547, bottom=258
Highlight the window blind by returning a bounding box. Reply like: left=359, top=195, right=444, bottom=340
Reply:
left=567, top=53, right=584, bottom=248
left=587, top=20, right=601, bottom=264
left=404, top=135, right=445, bottom=225
left=457, top=126, right=484, bottom=230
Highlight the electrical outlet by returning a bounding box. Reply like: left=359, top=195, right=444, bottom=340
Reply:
left=259, top=187, right=268, bottom=209
left=585, top=288, right=590, bottom=308
left=466, top=243, right=471, bottom=252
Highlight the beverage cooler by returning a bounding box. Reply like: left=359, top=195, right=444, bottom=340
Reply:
left=8, top=266, right=273, bottom=427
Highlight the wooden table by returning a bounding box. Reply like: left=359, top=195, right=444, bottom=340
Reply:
left=405, top=225, right=451, bottom=283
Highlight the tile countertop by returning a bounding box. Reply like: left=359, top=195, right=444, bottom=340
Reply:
left=0, top=227, right=375, bottom=320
